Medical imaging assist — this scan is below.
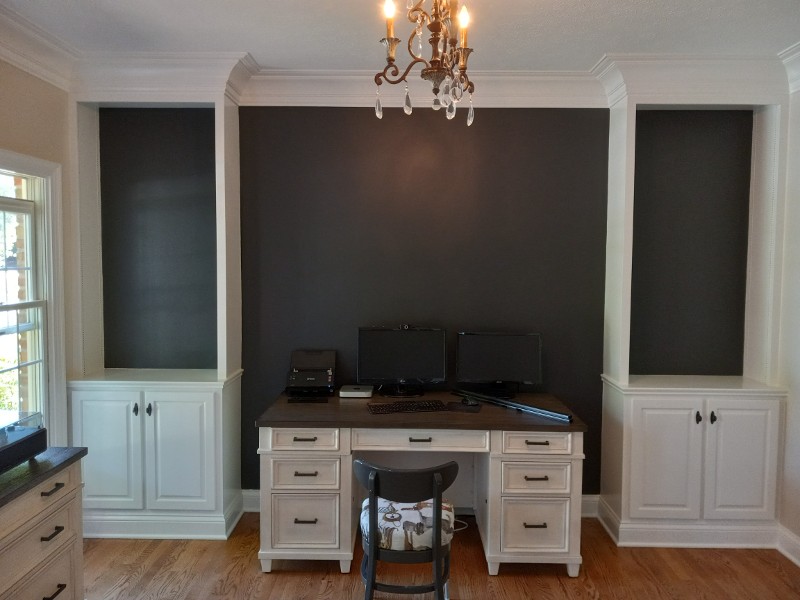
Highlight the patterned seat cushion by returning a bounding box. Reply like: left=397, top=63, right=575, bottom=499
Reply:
left=360, top=497, right=455, bottom=551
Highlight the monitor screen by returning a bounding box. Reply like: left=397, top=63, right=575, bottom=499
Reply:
left=357, top=327, right=447, bottom=392
left=456, top=332, right=542, bottom=386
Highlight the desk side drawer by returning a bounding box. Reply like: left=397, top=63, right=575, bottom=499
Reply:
left=3, top=542, right=78, bottom=600
left=270, top=458, right=340, bottom=489
left=500, top=497, right=569, bottom=553
left=0, top=499, right=78, bottom=595
left=352, top=429, right=489, bottom=452
left=271, top=494, right=339, bottom=548
left=266, top=428, right=340, bottom=452
left=502, top=432, right=572, bottom=455
left=501, top=462, right=571, bottom=494
left=0, top=463, right=80, bottom=542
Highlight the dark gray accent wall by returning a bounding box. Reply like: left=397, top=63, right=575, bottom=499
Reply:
left=99, top=108, right=217, bottom=369
left=239, top=107, right=610, bottom=492
left=630, top=110, right=752, bottom=375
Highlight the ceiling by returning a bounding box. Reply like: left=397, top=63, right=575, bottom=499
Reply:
left=1, top=0, right=799, bottom=74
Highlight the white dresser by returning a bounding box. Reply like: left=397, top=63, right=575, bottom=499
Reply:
left=257, top=393, right=585, bottom=576
left=0, top=448, right=87, bottom=600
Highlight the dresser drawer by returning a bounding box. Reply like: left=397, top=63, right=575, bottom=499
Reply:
left=352, top=428, right=489, bottom=452
left=501, top=461, right=571, bottom=494
left=270, top=458, right=340, bottom=489
left=0, top=501, right=77, bottom=595
left=502, top=432, right=572, bottom=455
left=500, top=498, right=569, bottom=553
left=267, top=428, right=340, bottom=452
left=0, top=463, right=80, bottom=542
left=271, top=494, right=340, bottom=548
left=3, top=542, right=77, bottom=600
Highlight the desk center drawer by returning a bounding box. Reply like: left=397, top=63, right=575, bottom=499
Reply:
left=352, top=428, right=490, bottom=452
left=270, top=458, right=340, bottom=489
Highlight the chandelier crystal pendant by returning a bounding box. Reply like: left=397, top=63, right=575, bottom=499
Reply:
left=375, top=0, right=475, bottom=125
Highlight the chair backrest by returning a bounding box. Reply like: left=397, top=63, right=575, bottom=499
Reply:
left=353, top=459, right=459, bottom=503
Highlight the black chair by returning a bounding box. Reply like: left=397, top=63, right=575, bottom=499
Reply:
left=353, top=458, right=459, bottom=600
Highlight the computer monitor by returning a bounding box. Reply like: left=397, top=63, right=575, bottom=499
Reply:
left=456, top=331, right=542, bottom=398
left=357, top=326, right=446, bottom=397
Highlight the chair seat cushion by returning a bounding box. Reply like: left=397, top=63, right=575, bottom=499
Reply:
left=360, top=497, right=455, bottom=551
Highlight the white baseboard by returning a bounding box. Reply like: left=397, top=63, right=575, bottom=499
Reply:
left=242, top=488, right=260, bottom=513
left=778, top=524, right=800, bottom=567
left=582, top=494, right=600, bottom=517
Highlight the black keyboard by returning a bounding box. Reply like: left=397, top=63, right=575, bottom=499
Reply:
left=367, top=399, right=448, bottom=415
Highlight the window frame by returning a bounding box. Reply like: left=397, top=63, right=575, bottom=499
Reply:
left=0, top=148, right=66, bottom=445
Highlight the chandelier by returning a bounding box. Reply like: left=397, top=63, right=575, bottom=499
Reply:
left=374, top=0, right=475, bottom=125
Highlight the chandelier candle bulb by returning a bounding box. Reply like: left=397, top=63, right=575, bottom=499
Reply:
left=384, top=0, right=396, bottom=39
left=458, top=5, right=469, bottom=48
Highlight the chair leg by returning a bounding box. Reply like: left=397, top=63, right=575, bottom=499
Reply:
left=361, top=552, right=377, bottom=600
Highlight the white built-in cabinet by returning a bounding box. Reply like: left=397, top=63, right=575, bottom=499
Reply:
left=600, top=376, right=784, bottom=546
left=68, top=369, right=243, bottom=539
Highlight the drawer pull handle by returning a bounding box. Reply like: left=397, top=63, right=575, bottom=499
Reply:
left=525, top=440, right=550, bottom=446
left=710, top=410, right=717, bottom=424
left=409, top=437, right=432, bottom=443
left=41, top=482, right=65, bottom=497
left=523, top=522, right=548, bottom=529
left=146, top=403, right=153, bottom=416
left=40, top=525, right=65, bottom=542
left=43, top=583, right=67, bottom=600
left=293, top=436, right=318, bottom=442
left=524, top=475, right=550, bottom=482
left=294, top=518, right=319, bottom=525
left=133, top=402, right=139, bottom=416
left=294, top=471, right=319, bottom=477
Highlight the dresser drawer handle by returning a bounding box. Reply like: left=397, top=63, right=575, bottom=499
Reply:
left=294, top=518, right=319, bottom=525
left=409, top=437, right=432, bottom=443
left=523, top=522, right=548, bottom=529
left=40, top=525, right=65, bottom=542
left=525, top=440, right=550, bottom=446
left=40, top=482, right=65, bottom=497
left=294, top=471, right=319, bottom=477
left=524, top=475, right=550, bottom=482
left=293, top=436, right=318, bottom=442
left=43, top=583, right=67, bottom=600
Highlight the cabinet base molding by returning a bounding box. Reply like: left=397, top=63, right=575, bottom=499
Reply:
left=778, top=525, right=800, bottom=568
left=598, top=498, right=778, bottom=548
left=84, top=500, right=243, bottom=539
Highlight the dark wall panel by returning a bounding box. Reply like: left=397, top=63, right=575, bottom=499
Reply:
left=630, top=110, right=752, bottom=375
left=99, top=108, right=217, bottom=369
left=240, top=107, right=610, bottom=492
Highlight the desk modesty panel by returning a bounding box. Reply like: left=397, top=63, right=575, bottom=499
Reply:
left=256, top=393, right=587, bottom=577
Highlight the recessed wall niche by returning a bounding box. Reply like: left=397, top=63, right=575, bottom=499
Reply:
left=629, top=109, right=753, bottom=375
left=98, top=107, right=217, bottom=369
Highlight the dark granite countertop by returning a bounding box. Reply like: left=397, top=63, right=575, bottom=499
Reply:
left=0, top=447, right=88, bottom=510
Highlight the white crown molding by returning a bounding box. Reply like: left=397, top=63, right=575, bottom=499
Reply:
left=0, top=5, right=77, bottom=90
left=780, top=42, right=800, bottom=93
left=238, top=69, right=608, bottom=108
left=71, top=52, right=251, bottom=103
left=593, top=54, right=790, bottom=107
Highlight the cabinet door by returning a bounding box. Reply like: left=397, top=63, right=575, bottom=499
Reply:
left=71, top=390, right=144, bottom=510
left=703, top=397, right=780, bottom=520
left=629, top=396, right=703, bottom=519
left=144, top=390, right=216, bottom=510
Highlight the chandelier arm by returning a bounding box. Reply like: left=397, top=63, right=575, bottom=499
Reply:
left=375, top=57, right=429, bottom=86
left=407, top=1, right=429, bottom=26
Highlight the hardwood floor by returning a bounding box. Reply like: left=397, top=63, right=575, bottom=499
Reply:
left=83, top=513, right=800, bottom=600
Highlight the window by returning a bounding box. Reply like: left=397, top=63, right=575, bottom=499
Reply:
left=0, top=171, right=46, bottom=428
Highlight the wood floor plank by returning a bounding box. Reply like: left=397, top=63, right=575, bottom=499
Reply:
left=82, top=514, right=800, bottom=599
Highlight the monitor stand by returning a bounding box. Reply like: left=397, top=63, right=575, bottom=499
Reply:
left=379, top=383, right=424, bottom=398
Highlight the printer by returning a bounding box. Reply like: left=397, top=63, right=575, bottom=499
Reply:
left=285, top=349, right=336, bottom=396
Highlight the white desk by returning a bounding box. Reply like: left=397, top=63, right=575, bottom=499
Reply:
left=256, top=392, right=586, bottom=577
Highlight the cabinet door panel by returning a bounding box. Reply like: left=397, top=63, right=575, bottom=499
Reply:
left=630, top=396, right=702, bottom=519
left=704, top=397, right=779, bottom=519
left=144, top=391, right=216, bottom=510
left=71, top=390, right=143, bottom=510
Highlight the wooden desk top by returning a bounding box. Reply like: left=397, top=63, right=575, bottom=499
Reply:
left=256, top=391, right=587, bottom=432
left=0, top=446, right=87, bottom=509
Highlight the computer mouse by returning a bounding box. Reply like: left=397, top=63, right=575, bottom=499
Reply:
left=461, top=396, right=479, bottom=407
